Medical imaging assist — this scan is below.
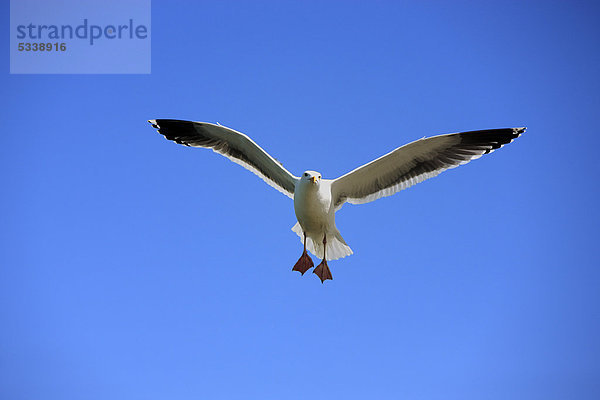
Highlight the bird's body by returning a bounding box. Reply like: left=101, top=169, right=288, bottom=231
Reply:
left=293, top=172, right=352, bottom=262
left=149, top=119, right=524, bottom=282
left=293, top=173, right=332, bottom=234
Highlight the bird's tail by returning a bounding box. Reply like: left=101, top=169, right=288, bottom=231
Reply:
left=292, top=222, right=353, bottom=261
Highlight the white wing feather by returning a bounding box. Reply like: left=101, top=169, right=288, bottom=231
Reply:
left=149, top=119, right=298, bottom=198
left=331, top=128, right=525, bottom=209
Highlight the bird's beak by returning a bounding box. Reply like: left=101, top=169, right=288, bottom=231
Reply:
left=311, top=176, right=317, bottom=183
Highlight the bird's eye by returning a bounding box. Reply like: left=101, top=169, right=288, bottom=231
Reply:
left=319, top=175, right=321, bottom=179
left=304, top=173, right=308, bottom=177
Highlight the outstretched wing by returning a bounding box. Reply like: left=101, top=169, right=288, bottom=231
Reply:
left=149, top=119, right=298, bottom=198
left=331, top=127, right=525, bottom=209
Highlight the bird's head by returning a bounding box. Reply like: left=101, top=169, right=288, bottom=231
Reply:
left=302, top=170, right=322, bottom=185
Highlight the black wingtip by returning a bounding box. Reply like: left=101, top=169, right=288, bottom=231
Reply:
left=458, top=127, right=525, bottom=155
left=147, top=119, right=201, bottom=146
left=509, top=127, right=526, bottom=143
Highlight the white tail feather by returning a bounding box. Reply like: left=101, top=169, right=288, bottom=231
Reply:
left=291, top=222, right=353, bottom=260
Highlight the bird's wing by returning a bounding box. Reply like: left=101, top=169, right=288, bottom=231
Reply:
left=149, top=119, right=298, bottom=198
left=331, top=127, right=525, bottom=209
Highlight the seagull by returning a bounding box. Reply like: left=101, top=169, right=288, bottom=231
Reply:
left=149, top=119, right=524, bottom=283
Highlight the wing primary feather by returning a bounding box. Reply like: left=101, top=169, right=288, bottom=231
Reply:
left=148, top=119, right=298, bottom=198
left=332, top=127, right=525, bottom=209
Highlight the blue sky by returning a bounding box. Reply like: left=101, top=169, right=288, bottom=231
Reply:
left=2, top=1, right=600, bottom=399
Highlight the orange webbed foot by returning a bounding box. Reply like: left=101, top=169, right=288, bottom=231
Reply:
left=292, top=251, right=314, bottom=275
left=313, top=259, right=333, bottom=283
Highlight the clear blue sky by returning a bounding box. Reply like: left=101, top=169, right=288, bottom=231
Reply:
left=2, top=1, right=600, bottom=399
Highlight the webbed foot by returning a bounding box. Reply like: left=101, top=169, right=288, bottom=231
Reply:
left=313, top=259, right=333, bottom=283
left=292, top=251, right=314, bottom=275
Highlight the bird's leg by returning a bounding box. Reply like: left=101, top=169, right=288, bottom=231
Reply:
left=313, top=234, right=333, bottom=283
left=292, top=232, right=314, bottom=275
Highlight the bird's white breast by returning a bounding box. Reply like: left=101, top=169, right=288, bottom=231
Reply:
left=293, top=181, right=334, bottom=234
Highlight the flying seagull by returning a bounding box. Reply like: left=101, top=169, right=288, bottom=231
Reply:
left=149, top=119, right=524, bottom=283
